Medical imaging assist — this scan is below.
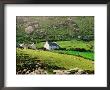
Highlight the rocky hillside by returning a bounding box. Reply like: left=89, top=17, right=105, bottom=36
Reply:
left=16, top=16, right=94, bottom=44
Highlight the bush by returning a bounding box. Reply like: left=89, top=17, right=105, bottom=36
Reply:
left=58, top=48, right=66, bottom=50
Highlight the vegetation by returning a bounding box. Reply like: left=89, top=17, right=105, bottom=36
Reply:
left=17, top=49, right=94, bottom=70
left=16, top=16, right=94, bottom=44
left=36, top=40, right=94, bottom=51
left=52, top=50, right=94, bottom=60
left=16, top=16, right=94, bottom=74
left=75, top=16, right=94, bottom=37
left=36, top=40, right=94, bottom=60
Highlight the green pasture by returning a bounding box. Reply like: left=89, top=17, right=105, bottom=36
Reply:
left=16, top=48, right=94, bottom=70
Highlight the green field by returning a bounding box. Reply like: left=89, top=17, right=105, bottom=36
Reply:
left=17, top=48, right=94, bottom=70
left=57, top=40, right=94, bottom=51
left=52, top=50, right=94, bottom=60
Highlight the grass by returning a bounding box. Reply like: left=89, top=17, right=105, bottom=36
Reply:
left=36, top=42, right=45, bottom=49
left=16, top=48, right=94, bottom=70
left=57, top=40, right=94, bottom=51
left=52, top=50, right=94, bottom=60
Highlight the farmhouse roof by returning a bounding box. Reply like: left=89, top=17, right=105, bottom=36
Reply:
left=48, top=42, right=59, bottom=46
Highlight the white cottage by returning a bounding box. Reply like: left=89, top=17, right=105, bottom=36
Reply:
left=44, top=41, right=60, bottom=50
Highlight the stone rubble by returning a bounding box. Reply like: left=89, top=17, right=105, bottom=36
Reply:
left=16, top=62, right=94, bottom=75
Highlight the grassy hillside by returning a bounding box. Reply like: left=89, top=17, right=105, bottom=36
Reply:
left=57, top=40, right=94, bottom=51
left=17, top=48, right=94, bottom=70
left=52, top=50, right=94, bottom=60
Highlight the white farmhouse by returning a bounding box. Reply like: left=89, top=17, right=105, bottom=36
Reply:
left=44, top=41, right=60, bottom=50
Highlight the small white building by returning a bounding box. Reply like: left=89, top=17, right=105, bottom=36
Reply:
left=18, top=43, right=36, bottom=50
left=29, top=43, right=36, bottom=50
left=44, top=41, right=60, bottom=50
left=19, top=43, right=27, bottom=49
